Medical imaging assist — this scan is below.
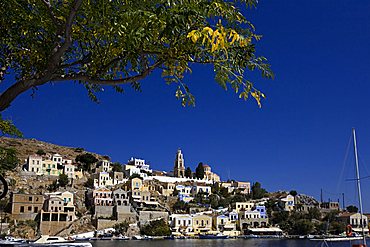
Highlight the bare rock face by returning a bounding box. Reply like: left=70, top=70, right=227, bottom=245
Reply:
left=58, top=216, right=96, bottom=237
left=126, top=224, right=140, bottom=237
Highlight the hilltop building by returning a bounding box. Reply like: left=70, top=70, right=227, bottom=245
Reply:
left=174, top=149, right=185, bottom=178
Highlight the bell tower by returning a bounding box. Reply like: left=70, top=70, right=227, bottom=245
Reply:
left=174, top=149, right=185, bottom=178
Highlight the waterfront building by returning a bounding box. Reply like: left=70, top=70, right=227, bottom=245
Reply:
left=337, top=212, right=369, bottom=233
left=10, top=193, right=44, bottom=220
left=40, top=191, right=76, bottom=235
left=92, top=187, right=113, bottom=206
left=192, top=214, right=212, bottom=234
left=239, top=209, right=269, bottom=233
left=170, top=214, right=193, bottom=233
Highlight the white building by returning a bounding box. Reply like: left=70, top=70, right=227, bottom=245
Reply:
left=127, top=157, right=151, bottom=172
left=192, top=185, right=212, bottom=196
left=94, top=172, right=113, bottom=187
left=26, top=155, right=43, bottom=175
left=96, top=160, right=111, bottom=172
left=170, top=214, right=193, bottom=233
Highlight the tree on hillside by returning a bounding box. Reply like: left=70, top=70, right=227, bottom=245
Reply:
left=0, top=0, right=273, bottom=136
left=195, top=162, right=205, bottom=179
left=185, top=167, right=192, bottom=178
left=75, top=153, right=98, bottom=171
left=112, top=162, right=123, bottom=173
left=140, top=219, right=171, bottom=236
left=113, top=221, right=130, bottom=236
left=0, top=147, right=18, bottom=174
left=84, top=177, right=94, bottom=189
left=251, top=182, right=267, bottom=199
left=289, top=190, right=298, bottom=197
left=58, top=173, right=69, bottom=187
left=346, top=205, right=358, bottom=213
left=36, top=149, right=46, bottom=156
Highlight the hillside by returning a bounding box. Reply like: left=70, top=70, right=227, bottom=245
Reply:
left=0, top=137, right=107, bottom=238
left=0, top=137, right=106, bottom=163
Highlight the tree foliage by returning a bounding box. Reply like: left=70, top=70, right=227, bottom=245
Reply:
left=0, top=115, right=23, bottom=137
left=0, top=147, right=19, bottom=174
left=84, top=177, right=94, bottom=189
left=113, top=221, right=130, bottom=235
left=251, top=181, right=267, bottom=199
left=58, top=173, right=69, bottom=187
left=185, top=167, right=192, bottom=178
left=346, top=205, right=358, bottom=213
left=112, top=162, right=123, bottom=172
left=36, top=149, right=46, bottom=156
left=75, top=153, right=98, bottom=171
left=140, top=219, right=171, bottom=236
left=195, top=162, right=205, bottom=179
left=0, top=0, right=273, bottom=116
left=172, top=199, right=189, bottom=213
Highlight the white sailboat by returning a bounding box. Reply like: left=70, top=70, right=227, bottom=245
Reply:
left=351, top=128, right=366, bottom=247
left=311, top=129, right=367, bottom=246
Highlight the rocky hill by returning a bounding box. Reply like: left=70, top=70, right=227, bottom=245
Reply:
left=0, top=137, right=106, bottom=163
left=0, top=137, right=109, bottom=238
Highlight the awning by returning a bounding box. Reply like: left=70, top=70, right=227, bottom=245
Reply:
left=352, top=228, right=369, bottom=233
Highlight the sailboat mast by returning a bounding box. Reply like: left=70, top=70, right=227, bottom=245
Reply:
left=352, top=128, right=366, bottom=245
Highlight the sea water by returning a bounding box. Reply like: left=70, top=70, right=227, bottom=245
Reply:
left=87, top=239, right=357, bottom=247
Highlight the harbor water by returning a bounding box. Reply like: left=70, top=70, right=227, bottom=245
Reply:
left=87, top=239, right=360, bottom=247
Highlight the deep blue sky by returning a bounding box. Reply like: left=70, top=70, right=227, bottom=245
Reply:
left=3, top=1, right=370, bottom=211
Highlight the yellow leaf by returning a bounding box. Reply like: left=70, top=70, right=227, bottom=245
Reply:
left=203, top=27, right=213, bottom=36
left=187, top=30, right=199, bottom=43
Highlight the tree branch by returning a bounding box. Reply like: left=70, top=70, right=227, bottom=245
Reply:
left=41, top=0, right=59, bottom=27
left=61, top=59, right=164, bottom=85
left=0, top=78, right=48, bottom=111
left=46, top=0, right=83, bottom=73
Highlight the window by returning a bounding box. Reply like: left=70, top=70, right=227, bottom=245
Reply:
left=34, top=207, right=38, bottom=213
left=29, top=196, right=32, bottom=202
left=28, top=206, right=32, bottom=211
left=20, top=206, right=24, bottom=213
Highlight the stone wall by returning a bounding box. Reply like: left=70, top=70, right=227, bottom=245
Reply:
left=94, top=213, right=136, bottom=230
left=95, top=205, right=113, bottom=218
left=138, top=211, right=168, bottom=225
left=40, top=221, right=70, bottom=235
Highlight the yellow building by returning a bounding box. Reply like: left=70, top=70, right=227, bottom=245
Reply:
left=192, top=214, right=212, bottom=234
left=235, top=202, right=255, bottom=213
